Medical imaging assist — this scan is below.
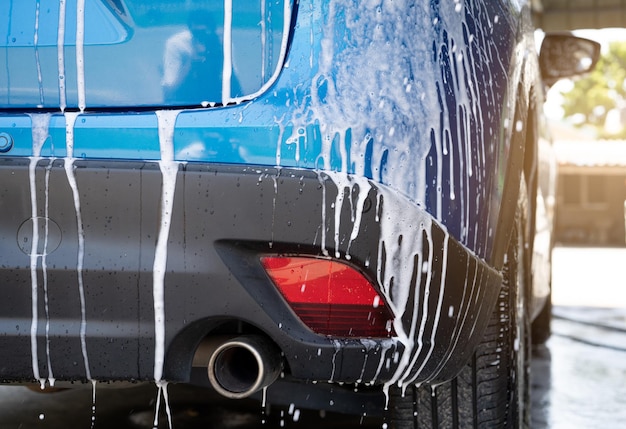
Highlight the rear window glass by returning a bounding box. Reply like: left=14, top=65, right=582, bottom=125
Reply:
left=0, top=0, right=292, bottom=109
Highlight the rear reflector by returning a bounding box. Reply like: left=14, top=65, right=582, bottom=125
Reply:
left=260, top=256, right=394, bottom=337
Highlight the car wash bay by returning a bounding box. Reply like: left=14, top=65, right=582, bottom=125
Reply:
left=1, top=2, right=626, bottom=427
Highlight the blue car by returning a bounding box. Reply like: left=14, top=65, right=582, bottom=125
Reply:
left=0, top=1, right=598, bottom=427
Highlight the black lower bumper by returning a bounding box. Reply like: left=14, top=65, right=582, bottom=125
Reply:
left=0, top=158, right=501, bottom=387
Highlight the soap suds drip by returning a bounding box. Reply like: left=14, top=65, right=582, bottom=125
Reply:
left=261, top=0, right=267, bottom=83
left=153, top=110, right=181, bottom=383
left=34, top=0, right=45, bottom=106
left=151, top=111, right=180, bottom=429
left=426, top=257, right=478, bottom=383
left=153, top=381, right=173, bottom=429
left=28, top=113, right=52, bottom=389
left=320, top=171, right=372, bottom=260
left=90, top=379, right=97, bottom=429
left=222, top=0, right=233, bottom=105
left=43, top=160, right=55, bottom=387
left=57, top=0, right=67, bottom=111
left=76, top=0, right=86, bottom=111
left=64, top=111, right=92, bottom=381
left=317, top=172, right=328, bottom=257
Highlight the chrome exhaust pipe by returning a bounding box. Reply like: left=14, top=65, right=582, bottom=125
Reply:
left=193, top=335, right=282, bottom=399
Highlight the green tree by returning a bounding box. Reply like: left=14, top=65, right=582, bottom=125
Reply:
left=561, top=41, right=626, bottom=137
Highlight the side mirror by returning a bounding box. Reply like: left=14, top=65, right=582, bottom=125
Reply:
left=539, top=34, right=601, bottom=87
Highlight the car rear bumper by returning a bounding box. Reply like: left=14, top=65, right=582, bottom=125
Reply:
left=0, top=158, right=501, bottom=387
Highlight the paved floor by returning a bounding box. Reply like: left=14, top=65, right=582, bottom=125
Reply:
left=531, top=316, right=626, bottom=429
left=530, top=246, right=626, bottom=429
left=0, top=383, right=382, bottom=428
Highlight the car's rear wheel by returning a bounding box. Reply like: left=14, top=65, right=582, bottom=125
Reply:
left=386, top=217, right=530, bottom=428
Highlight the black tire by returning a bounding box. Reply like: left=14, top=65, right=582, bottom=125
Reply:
left=387, top=220, right=530, bottom=429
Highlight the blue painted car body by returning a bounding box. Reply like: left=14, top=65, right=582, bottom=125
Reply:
left=0, top=0, right=550, bottom=421
left=1, top=0, right=523, bottom=263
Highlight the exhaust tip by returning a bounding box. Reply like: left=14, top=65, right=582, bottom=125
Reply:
left=204, top=336, right=282, bottom=399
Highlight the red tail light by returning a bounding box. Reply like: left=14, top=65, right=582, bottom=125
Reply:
left=260, top=256, right=394, bottom=337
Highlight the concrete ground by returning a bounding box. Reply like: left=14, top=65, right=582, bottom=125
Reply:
left=531, top=246, right=626, bottom=429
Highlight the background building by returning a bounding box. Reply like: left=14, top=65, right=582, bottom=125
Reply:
left=554, top=139, right=626, bottom=245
